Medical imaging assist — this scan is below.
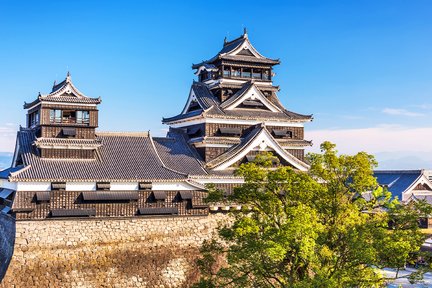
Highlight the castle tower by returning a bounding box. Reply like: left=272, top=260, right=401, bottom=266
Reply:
left=21, top=73, right=102, bottom=160
left=163, top=31, right=312, bottom=172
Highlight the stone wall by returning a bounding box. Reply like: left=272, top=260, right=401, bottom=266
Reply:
left=0, top=213, right=15, bottom=284
left=1, top=214, right=229, bottom=287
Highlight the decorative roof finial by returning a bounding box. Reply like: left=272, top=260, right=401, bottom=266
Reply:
left=53, top=80, right=57, bottom=87
left=243, top=27, right=248, bottom=37
left=224, top=36, right=227, bottom=45
left=66, top=71, right=71, bottom=82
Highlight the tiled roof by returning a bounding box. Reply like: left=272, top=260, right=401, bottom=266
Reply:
left=205, top=124, right=310, bottom=171
left=35, top=137, right=102, bottom=148
left=192, top=34, right=279, bottom=69
left=10, top=129, right=198, bottom=181
left=23, top=73, right=101, bottom=109
left=374, top=170, right=422, bottom=200
left=163, top=81, right=312, bottom=123
left=153, top=129, right=208, bottom=176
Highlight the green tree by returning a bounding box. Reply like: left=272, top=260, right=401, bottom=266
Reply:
left=194, top=143, right=431, bottom=287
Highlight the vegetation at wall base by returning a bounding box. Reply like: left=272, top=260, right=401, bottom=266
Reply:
left=195, top=142, right=432, bottom=287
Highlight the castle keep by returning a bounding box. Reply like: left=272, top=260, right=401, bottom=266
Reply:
left=0, top=31, right=312, bottom=286
left=0, top=30, right=312, bottom=220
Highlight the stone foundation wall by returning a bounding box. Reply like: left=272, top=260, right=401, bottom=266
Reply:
left=1, top=214, right=229, bottom=287
left=0, top=213, right=15, bottom=283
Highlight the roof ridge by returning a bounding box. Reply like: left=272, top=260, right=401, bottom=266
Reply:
left=96, top=131, right=150, bottom=137
left=148, top=134, right=189, bottom=177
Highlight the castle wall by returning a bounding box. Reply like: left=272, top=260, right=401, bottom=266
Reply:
left=1, top=214, right=228, bottom=287
left=0, top=213, right=15, bottom=283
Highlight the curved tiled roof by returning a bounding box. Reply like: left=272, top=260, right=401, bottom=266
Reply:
left=23, top=73, right=101, bottom=109
left=163, top=81, right=312, bottom=124
left=10, top=129, right=202, bottom=182
left=374, top=170, right=423, bottom=200
left=192, top=33, right=279, bottom=69
left=205, top=124, right=310, bottom=170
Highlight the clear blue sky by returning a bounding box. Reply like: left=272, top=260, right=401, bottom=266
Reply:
left=0, top=0, right=431, bottom=168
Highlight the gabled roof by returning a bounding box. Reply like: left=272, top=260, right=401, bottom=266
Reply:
left=163, top=81, right=312, bottom=124
left=220, top=81, right=281, bottom=112
left=23, top=72, right=101, bottom=109
left=8, top=128, right=207, bottom=182
left=206, top=124, right=310, bottom=171
left=192, top=32, right=280, bottom=69
left=374, top=170, right=424, bottom=201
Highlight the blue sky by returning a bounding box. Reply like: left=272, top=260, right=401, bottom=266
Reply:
left=0, top=0, right=431, bottom=169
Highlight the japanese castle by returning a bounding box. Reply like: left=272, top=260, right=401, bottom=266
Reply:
left=0, top=31, right=312, bottom=219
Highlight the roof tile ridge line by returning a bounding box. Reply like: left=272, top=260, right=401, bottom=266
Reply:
left=96, top=131, right=150, bottom=137
left=8, top=164, right=32, bottom=181
left=175, top=130, right=209, bottom=175
left=148, top=132, right=189, bottom=178
left=206, top=124, right=263, bottom=168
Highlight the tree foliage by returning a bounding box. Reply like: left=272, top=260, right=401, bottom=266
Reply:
left=194, top=143, right=431, bottom=287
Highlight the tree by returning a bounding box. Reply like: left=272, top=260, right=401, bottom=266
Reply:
left=194, top=143, right=431, bottom=287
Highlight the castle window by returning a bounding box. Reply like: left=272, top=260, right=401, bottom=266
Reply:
left=96, top=182, right=111, bottom=190
left=51, top=182, right=66, bottom=190
left=62, top=110, right=76, bottom=123
left=50, top=109, right=62, bottom=123
left=76, top=111, right=90, bottom=124
left=233, top=68, right=241, bottom=77
left=272, top=129, right=293, bottom=138
left=241, top=68, right=251, bottom=78
left=28, top=111, right=39, bottom=128
left=139, top=182, right=152, bottom=190
left=252, top=69, right=262, bottom=79
left=219, top=127, right=242, bottom=137
left=223, top=66, right=231, bottom=77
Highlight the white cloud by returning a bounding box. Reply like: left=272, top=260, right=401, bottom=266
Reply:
left=382, top=108, right=425, bottom=117
left=306, top=126, right=432, bottom=154
left=306, top=126, right=432, bottom=169
left=0, top=124, right=18, bottom=152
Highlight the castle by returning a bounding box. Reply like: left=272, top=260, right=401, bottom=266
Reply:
left=0, top=30, right=312, bottom=220
left=0, top=31, right=313, bottom=287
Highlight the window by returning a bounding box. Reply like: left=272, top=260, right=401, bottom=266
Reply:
left=252, top=69, right=262, bottom=79
left=76, top=111, right=90, bottom=124
left=50, top=109, right=62, bottom=123
left=223, top=66, right=231, bottom=77
left=232, top=68, right=241, bottom=77
left=28, top=111, right=39, bottom=127
left=62, top=110, right=76, bottom=123
left=241, top=68, right=251, bottom=78
left=49, top=110, right=89, bottom=124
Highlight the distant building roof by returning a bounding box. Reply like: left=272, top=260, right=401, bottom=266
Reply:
left=374, top=170, right=423, bottom=200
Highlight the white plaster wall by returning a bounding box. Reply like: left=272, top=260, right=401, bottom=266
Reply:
left=17, top=182, right=50, bottom=191
left=66, top=182, right=96, bottom=191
